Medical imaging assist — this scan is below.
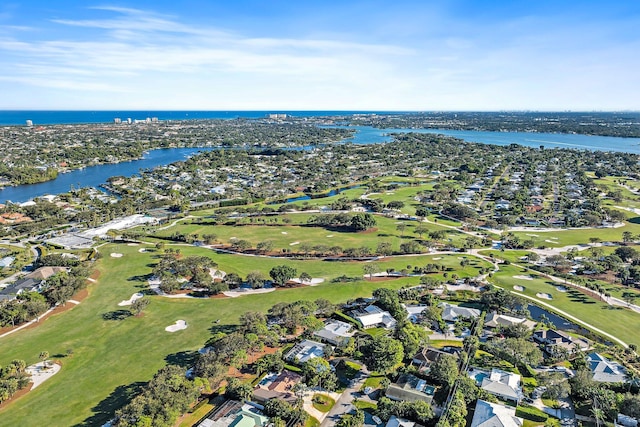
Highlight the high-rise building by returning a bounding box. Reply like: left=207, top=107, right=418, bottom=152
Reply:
left=25, top=120, right=33, bottom=127
left=114, top=118, right=122, bottom=124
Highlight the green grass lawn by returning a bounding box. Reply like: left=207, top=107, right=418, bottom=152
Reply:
left=361, top=373, right=387, bottom=390
left=312, top=394, right=336, bottom=412
left=491, top=265, right=640, bottom=346
left=305, top=416, right=320, bottom=427
left=151, top=213, right=467, bottom=253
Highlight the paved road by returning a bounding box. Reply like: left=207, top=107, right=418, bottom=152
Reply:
left=320, top=372, right=368, bottom=427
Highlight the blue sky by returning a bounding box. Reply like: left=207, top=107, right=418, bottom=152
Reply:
left=0, top=1, right=638, bottom=110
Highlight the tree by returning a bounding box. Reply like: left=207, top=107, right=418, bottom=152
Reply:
left=131, top=298, right=150, bottom=316
left=246, top=271, right=266, bottom=289
left=299, top=272, right=312, bottom=284
left=269, top=265, right=297, bottom=286
left=336, top=409, right=365, bottom=427
left=256, top=240, right=274, bottom=254
left=373, top=288, right=406, bottom=320
left=363, top=263, right=379, bottom=279
left=223, top=272, right=243, bottom=289
left=396, top=322, right=429, bottom=359
left=429, top=354, right=459, bottom=389
left=414, top=225, right=429, bottom=238
left=615, top=246, right=638, bottom=262
left=350, top=213, right=376, bottom=231
left=377, top=241, right=393, bottom=256
left=396, top=223, right=407, bottom=237
left=225, top=377, right=253, bottom=401
left=623, top=231, right=634, bottom=244
left=303, top=358, right=338, bottom=391
left=39, top=351, right=49, bottom=367
left=539, top=373, right=570, bottom=400
left=364, top=336, right=404, bottom=374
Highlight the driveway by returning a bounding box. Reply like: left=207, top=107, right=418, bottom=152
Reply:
left=320, top=372, right=369, bottom=427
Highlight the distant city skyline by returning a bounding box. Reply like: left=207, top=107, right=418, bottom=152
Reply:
left=0, top=1, right=639, bottom=111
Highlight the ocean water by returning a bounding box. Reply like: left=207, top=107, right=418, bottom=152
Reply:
left=0, top=110, right=390, bottom=126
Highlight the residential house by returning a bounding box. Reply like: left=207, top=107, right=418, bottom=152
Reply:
left=411, top=347, right=460, bottom=374
left=484, top=312, right=537, bottom=330
left=351, top=305, right=397, bottom=330
left=197, top=400, right=268, bottom=427
left=0, top=266, right=67, bottom=301
left=385, top=374, right=435, bottom=404
left=470, top=400, right=523, bottom=427
left=386, top=416, right=415, bottom=427
left=313, top=320, right=355, bottom=346
left=469, top=368, right=523, bottom=403
left=252, top=370, right=301, bottom=404
left=587, top=353, right=627, bottom=383
left=0, top=256, right=15, bottom=268
left=440, top=303, right=481, bottom=323
left=404, top=305, right=428, bottom=323
left=532, top=329, right=589, bottom=355
left=284, top=339, right=327, bottom=363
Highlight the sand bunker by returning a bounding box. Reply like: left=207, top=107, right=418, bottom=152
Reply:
left=326, top=235, right=334, bottom=238
left=138, top=248, right=148, bottom=253
left=209, top=268, right=227, bottom=279
left=536, top=293, right=553, bottom=300
left=127, top=243, right=139, bottom=246
left=118, top=292, right=144, bottom=306
left=513, top=285, right=525, bottom=292
left=281, top=231, right=288, bottom=234
left=556, top=286, right=568, bottom=292
left=290, top=277, right=325, bottom=286
left=432, top=257, right=442, bottom=260
left=525, top=234, right=539, bottom=237
left=110, top=253, right=123, bottom=258
left=223, top=288, right=276, bottom=298
left=545, top=240, right=556, bottom=243
left=513, top=275, right=534, bottom=281
left=26, top=362, right=61, bottom=389
left=165, top=320, right=188, bottom=332
left=289, top=241, right=300, bottom=246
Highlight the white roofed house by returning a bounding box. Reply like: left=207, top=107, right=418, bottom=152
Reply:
left=484, top=311, right=537, bottom=330
left=351, top=305, right=397, bottom=329
left=587, top=352, right=627, bottom=383
left=284, top=339, right=327, bottom=363
left=469, top=367, right=523, bottom=403
left=470, top=400, right=523, bottom=427
left=313, top=320, right=355, bottom=346
left=440, top=302, right=481, bottom=323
